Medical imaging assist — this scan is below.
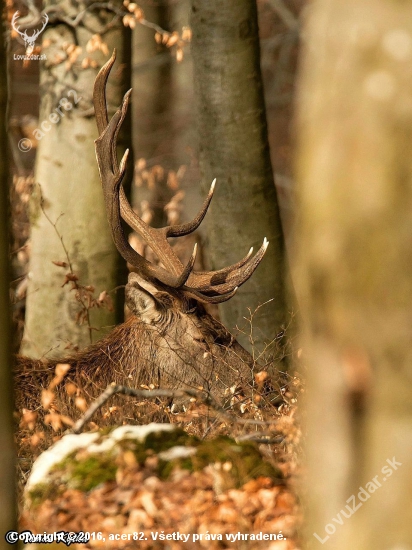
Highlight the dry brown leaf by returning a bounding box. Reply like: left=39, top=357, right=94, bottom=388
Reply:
left=167, top=32, right=179, bottom=47
left=44, top=412, right=63, bottom=431
left=140, top=491, right=158, bottom=516
left=60, top=415, right=74, bottom=427
left=176, top=48, right=183, bottom=62
left=75, top=396, right=88, bottom=412
left=41, top=389, right=55, bottom=410
left=182, top=26, right=192, bottom=42
left=20, top=409, right=38, bottom=430
left=30, top=432, right=45, bottom=447
left=55, top=363, right=71, bottom=378
left=65, top=382, right=78, bottom=396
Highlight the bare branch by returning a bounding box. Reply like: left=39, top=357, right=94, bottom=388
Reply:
left=267, top=0, right=299, bottom=31
left=70, top=380, right=286, bottom=435
left=71, top=383, right=232, bottom=433
left=14, top=1, right=171, bottom=37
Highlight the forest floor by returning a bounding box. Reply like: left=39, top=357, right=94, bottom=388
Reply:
left=18, top=369, right=303, bottom=550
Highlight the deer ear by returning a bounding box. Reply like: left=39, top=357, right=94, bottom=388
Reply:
left=125, top=276, right=162, bottom=323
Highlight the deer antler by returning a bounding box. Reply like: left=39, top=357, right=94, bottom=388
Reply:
left=94, top=50, right=268, bottom=304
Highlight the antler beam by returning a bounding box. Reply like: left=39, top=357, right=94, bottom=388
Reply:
left=94, top=50, right=268, bottom=303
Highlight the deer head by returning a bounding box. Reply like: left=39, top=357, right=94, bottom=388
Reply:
left=11, top=11, right=48, bottom=54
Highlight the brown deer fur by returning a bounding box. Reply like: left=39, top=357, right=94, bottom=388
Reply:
left=15, top=274, right=256, bottom=417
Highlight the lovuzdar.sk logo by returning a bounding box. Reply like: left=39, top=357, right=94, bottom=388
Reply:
left=11, top=11, right=48, bottom=57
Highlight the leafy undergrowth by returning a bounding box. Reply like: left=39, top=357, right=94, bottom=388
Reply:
left=21, top=421, right=302, bottom=550
left=22, top=473, right=298, bottom=549
left=17, top=364, right=303, bottom=549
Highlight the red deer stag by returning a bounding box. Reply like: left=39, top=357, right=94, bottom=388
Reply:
left=15, top=51, right=269, bottom=417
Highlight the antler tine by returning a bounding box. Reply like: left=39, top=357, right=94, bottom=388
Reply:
left=215, top=238, right=269, bottom=289
left=176, top=243, right=198, bottom=287
left=166, top=179, right=216, bottom=238
left=197, top=246, right=254, bottom=286
left=184, top=286, right=239, bottom=304
left=191, top=239, right=269, bottom=294
left=93, top=49, right=115, bottom=134
left=30, top=13, right=48, bottom=38
left=95, top=95, right=148, bottom=272
left=184, top=243, right=264, bottom=303
left=41, top=13, right=48, bottom=30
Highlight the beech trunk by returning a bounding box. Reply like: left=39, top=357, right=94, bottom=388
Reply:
left=190, top=0, right=289, bottom=357
left=295, top=1, right=412, bottom=547
left=21, top=1, right=130, bottom=357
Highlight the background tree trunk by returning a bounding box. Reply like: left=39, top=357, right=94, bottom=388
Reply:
left=132, top=0, right=172, bottom=227
left=0, top=30, right=17, bottom=538
left=295, top=1, right=412, bottom=548
left=21, top=2, right=130, bottom=357
left=131, top=0, right=196, bottom=227
left=190, top=0, right=289, bottom=357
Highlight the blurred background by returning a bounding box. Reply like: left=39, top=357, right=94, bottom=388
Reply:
left=7, top=0, right=303, bottom=357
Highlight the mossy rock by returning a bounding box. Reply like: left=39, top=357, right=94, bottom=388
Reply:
left=158, top=436, right=281, bottom=486
left=25, top=423, right=282, bottom=508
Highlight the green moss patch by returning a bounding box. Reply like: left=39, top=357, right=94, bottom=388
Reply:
left=53, top=453, right=117, bottom=492
left=27, top=482, right=62, bottom=509
left=159, top=436, right=282, bottom=486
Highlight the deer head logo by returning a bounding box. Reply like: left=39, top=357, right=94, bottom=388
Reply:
left=11, top=11, right=48, bottom=54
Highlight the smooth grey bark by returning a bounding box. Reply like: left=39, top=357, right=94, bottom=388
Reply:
left=295, top=1, right=412, bottom=548
left=132, top=1, right=172, bottom=227
left=190, top=0, right=288, bottom=356
left=132, top=1, right=171, bottom=164
left=21, top=1, right=129, bottom=357
left=0, top=29, right=17, bottom=538
left=132, top=0, right=198, bottom=226
left=169, top=0, right=200, bottom=224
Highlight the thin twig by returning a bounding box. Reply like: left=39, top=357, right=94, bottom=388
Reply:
left=16, top=1, right=171, bottom=36
left=70, top=382, right=283, bottom=434
left=38, top=185, right=93, bottom=342
left=71, top=384, right=231, bottom=433
left=236, top=433, right=285, bottom=444
left=267, top=0, right=299, bottom=31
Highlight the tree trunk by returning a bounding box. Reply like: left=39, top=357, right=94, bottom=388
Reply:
left=190, top=0, right=289, bottom=357
left=21, top=2, right=130, bottom=357
left=131, top=0, right=172, bottom=227
left=295, top=1, right=412, bottom=548
left=0, top=29, right=17, bottom=537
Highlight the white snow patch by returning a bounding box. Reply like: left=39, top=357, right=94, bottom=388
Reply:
left=110, top=423, right=175, bottom=442
left=26, top=423, right=176, bottom=493
left=158, top=446, right=197, bottom=461
left=26, top=432, right=99, bottom=493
